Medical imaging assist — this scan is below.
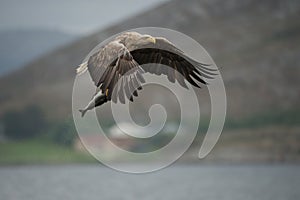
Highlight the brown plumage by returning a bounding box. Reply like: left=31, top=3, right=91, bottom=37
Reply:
left=77, top=31, right=217, bottom=117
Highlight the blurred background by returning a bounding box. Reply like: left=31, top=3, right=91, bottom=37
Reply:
left=0, top=0, right=299, bottom=199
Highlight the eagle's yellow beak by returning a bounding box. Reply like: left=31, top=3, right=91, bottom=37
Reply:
left=147, top=37, right=156, bottom=44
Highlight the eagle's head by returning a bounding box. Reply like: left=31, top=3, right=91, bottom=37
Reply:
left=122, top=32, right=156, bottom=50
left=138, top=34, right=156, bottom=45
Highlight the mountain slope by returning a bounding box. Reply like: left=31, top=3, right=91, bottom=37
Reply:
left=0, top=0, right=299, bottom=121
left=0, top=29, right=77, bottom=76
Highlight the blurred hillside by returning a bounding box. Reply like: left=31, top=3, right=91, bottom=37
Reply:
left=0, top=0, right=300, bottom=163
left=0, top=29, right=77, bottom=76
left=0, top=0, right=299, bottom=121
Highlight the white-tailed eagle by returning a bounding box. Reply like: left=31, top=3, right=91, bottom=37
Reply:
left=76, top=32, right=217, bottom=117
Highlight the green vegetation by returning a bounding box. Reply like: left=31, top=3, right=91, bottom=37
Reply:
left=1, top=106, right=78, bottom=146
left=2, top=105, right=47, bottom=140
left=0, top=139, right=95, bottom=164
left=46, top=118, right=77, bottom=147
left=0, top=106, right=93, bottom=165
left=0, top=107, right=299, bottom=165
left=225, top=109, right=300, bottom=130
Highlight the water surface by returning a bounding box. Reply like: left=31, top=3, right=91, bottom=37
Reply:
left=0, top=164, right=299, bottom=200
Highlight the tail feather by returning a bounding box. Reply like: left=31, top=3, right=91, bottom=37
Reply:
left=76, top=61, right=88, bottom=75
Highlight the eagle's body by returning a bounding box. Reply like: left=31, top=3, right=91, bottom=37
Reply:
left=77, top=31, right=217, bottom=117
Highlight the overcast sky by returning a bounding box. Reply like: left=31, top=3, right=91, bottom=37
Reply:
left=0, top=0, right=169, bottom=35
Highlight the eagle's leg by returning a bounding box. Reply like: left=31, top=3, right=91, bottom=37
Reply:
left=79, top=92, right=107, bottom=117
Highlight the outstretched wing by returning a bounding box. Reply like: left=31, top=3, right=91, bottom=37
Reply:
left=87, top=41, right=145, bottom=103
left=87, top=41, right=125, bottom=87
left=130, top=37, right=217, bottom=88
left=99, top=56, right=145, bottom=104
